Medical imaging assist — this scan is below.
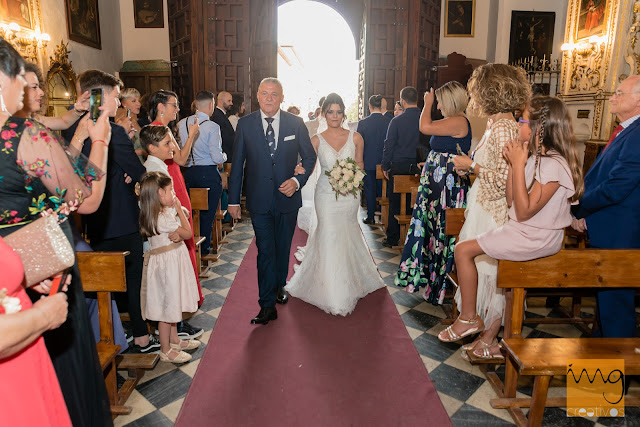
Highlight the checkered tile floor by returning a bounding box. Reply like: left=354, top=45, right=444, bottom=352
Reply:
left=115, top=214, right=640, bottom=426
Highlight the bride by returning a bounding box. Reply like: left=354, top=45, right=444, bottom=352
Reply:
left=285, top=93, right=385, bottom=316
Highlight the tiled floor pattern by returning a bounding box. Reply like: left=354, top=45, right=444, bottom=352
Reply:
left=116, top=216, right=640, bottom=427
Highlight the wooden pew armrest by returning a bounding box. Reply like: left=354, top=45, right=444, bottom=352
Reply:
left=116, top=353, right=160, bottom=370
left=96, top=342, right=121, bottom=370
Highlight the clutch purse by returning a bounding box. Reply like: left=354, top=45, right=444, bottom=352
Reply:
left=4, top=215, right=75, bottom=287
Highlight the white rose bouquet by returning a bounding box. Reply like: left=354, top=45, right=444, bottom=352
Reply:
left=325, top=157, right=366, bottom=200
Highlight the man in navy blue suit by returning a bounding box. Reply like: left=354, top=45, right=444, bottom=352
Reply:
left=357, top=94, right=391, bottom=225
left=573, top=75, right=640, bottom=338
left=228, top=78, right=317, bottom=325
left=381, top=87, right=422, bottom=247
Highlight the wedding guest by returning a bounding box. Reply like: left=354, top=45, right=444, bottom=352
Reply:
left=394, top=100, right=404, bottom=117
left=450, top=63, right=530, bottom=360
left=382, top=86, right=422, bottom=247
left=115, top=87, right=146, bottom=161
left=227, top=94, right=245, bottom=131
left=0, top=42, right=113, bottom=425
left=394, top=82, right=471, bottom=304
left=0, top=238, right=72, bottom=426
left=213, top=90, right=235, bottom=162
left=443, top=97, right=583, bottom=361
left=138, top=93, right=152, bottom=127
left=573, top=75, right=640, bottom=338
left=14, top=62, right=90, bottom=131
left=357, top=94, right=391, bottom=225
left=305, top=96, right=326, bottom=137
left=149, top=90, right=205, bottom=334
left=178, top=90, right=226, bottom=253
left=287, top=105, right=301, bottom=116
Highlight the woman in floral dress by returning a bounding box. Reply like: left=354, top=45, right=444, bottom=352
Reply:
left=394, top=81, right=471, bottom=304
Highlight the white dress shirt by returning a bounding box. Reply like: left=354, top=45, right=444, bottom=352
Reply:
left=260, top=109, right=281, bottom=149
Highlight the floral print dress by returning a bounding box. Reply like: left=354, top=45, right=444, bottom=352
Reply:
left=394, top=119, right=471, bottom=305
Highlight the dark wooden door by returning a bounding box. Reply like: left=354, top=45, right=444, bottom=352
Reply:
left=168, top=0, right=200, bottom=110
left=249, top=0, right=277, bottom=111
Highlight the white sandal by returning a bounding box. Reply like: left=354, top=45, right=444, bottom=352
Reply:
left=159, top=348, right=192, bottom=363
left=171, top=339, right=201, bottom=351
left=438, top=315, right=484, bottom=343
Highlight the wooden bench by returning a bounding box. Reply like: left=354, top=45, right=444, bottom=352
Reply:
left=392, top=174, right=420, bottom=249
left=78, top=251, right=159, bottom=418
left=490, top=249, right=640, bottom=426
left=211, top=171, right=229, bottom=254
left=189, top=187, right=217, bottom=272
left=376, top=164, right=389, bottom=230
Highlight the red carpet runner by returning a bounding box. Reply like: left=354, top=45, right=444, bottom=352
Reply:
left=176, top=227, right=451, bottom=426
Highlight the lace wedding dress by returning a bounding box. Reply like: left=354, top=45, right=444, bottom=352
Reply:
left=285, top=131, right=385, bottom=316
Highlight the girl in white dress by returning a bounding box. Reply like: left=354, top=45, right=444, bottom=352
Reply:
left=139, top=171, right=201, bottom=363
left=285, top=93, right=385, bottom=316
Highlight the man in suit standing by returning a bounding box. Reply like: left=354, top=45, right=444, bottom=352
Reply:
left=213, top=91, right=235, bottom=162
left=573, top=75, right=640, bottom=338
left=179, top=90, right=226, bottom=254
left=357, top=94, right=391, bottom=225
left=64, top=70, right=157, bottom=352
left=229, top=77, right=317, bottom=324
left=381, top=87, right=422, bottom=247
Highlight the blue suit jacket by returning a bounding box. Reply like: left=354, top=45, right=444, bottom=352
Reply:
left=229, top=110, right=317, bottom=214
left=574, top=118, right=640, bottom=248
left=67, top=120, right=146, bottom=241
left=357, top=112, right=391, bottom=170
left=212, top=107, right=235, bottom=162
left=382, top=107, right=422, bottom=170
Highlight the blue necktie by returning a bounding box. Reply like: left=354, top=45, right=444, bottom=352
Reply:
left=265, top=117, right=276, bottom=157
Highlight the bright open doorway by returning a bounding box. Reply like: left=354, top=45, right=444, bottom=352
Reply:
left=277, top=0, right=359, bottom=122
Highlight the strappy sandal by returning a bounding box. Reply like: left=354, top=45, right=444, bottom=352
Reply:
left=159, top=347, right=192, bottom=363
left=170, top=339, right=201, bottom=351
left=438, top=314, right=484, bottom=343
left=461, top=338, right=493, bottom=362
left=472, top=341, right=504, bottom=362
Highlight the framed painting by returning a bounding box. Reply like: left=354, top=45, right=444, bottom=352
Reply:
left=134, top=0, right=164, bottom=28
left=509, top=11, right=555, bottom=64
left=0, top=0, right=36, bottom=30
left=64, top=0, right=101, bottom=49
left=444, top=0, right=475, bottom=37
left=575, top=0, right=609, bottom=40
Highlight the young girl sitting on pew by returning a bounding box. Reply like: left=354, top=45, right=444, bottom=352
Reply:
left=139, top=171, right=201, bottom=363
left=439, top=96, right=584, bottom=355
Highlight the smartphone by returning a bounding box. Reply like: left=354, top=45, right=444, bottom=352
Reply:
left=126, top=108, right=131, bottom=118
left=49, top=271, right=69, bottom=295
left=456, top=143, right=463, bottom=155
left=90, top=88, right=103, bottom=123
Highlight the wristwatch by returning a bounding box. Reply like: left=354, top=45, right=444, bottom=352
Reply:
left=469, top=161, right=477, bottom=173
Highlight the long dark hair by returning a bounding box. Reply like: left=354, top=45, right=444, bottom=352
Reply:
left=148, top=89, right=180, bottom=142
left=527, top=96, right=584, bottom=202
left=0, top=38, right=25, bottom=79
left=321, top=92, right=345, bottom=122
left=139, top=171, right=173, bottom=238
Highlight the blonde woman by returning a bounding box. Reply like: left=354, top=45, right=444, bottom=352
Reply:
left=444, top=64, right=530, bottom=361
left=115, top=87, right=146, bottom=161
left=394, top=81, right=472, bottom=304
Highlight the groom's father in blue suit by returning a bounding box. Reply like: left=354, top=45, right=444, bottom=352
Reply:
left=573, top=75, right=640, bottom=338
left=357, top=94, right=391, bottom=225
left=229, top=78, right=317, bottom=324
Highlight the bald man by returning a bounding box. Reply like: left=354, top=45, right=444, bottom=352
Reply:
left=213, top=90, right=236, bottom=162
left=573, top=75, right=640, bottom=338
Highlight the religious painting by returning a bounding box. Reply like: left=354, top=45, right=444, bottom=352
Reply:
left=0, top=0, right=35, bottom=30
left=64, top=0, right=101, bottom=49
left=509, top=11, right=555, bottom=64
left=576, top=0, right=609, bottom=40
left=134, top=0, right=164, bottom=28
left=444, top=0, right=475, bottom=37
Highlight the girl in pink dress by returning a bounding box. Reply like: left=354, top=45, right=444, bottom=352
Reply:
left=439, top=96, right=584, bottom=348
left=139, top=171, right=201, bottom=363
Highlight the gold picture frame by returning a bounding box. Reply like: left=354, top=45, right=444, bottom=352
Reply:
left=575, top=0, right=610, bottom=40
left=445, top=0, right=475, bottom=38
left=0, top=0, right=37, bottom=30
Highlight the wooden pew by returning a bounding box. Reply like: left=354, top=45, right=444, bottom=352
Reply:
left=189, top=187, right=216, bottom=272
left=78, top=251, right=159, bottom=418
left=392, top=174, right=420, bottom=249
left=211, top=171, right=229, bottom=254
left=376, top=164, right=389, bottom=229
left=490, top=250, right=640, bottom=426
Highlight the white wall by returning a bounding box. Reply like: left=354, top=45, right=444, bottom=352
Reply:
left=440, top=0, right=568, bottom=63
left=41, top=0, right=123, bottom=75
left=119, top=0, right=170, bottom=62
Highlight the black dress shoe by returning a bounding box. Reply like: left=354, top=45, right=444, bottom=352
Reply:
left=381, top=239, right=396, bottom=248
left=363, top=217, right=376, bottom=225
left=276, top=287, right=289, bottom=304
left=251, top=307, right=277, bottom=325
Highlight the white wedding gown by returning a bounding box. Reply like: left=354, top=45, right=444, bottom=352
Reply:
left=285, top=131, right=385, bottom=316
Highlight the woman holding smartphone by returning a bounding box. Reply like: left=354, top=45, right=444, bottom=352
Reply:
left=115, top=88, right=145, bottom=161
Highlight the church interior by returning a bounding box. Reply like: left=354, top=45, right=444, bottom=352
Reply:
left=2, top=0, right=640, bottom=426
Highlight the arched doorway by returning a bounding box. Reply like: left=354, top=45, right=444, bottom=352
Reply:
left=277, top=1, right=359, bottom=121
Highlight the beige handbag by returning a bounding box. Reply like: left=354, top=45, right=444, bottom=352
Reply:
left=4, top=215, right=75, bottom=286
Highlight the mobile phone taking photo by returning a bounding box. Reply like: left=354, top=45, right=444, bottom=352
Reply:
left=90, top=88, right=103, bottom=123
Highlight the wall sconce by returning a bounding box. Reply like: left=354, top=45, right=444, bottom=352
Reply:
left=561, top=35, right=607, bottom=55
left=0, top=22, right=50, bottom=63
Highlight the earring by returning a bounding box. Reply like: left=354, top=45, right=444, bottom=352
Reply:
left=160, top=112, right=164, bottom=117
left=0, top=88, right=7, bottom=113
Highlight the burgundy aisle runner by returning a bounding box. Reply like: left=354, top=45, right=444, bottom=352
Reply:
left=176, top=227, right=451, bottom=426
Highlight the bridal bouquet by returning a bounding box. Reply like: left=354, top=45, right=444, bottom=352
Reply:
left=325, top=157, right=366, bottom=200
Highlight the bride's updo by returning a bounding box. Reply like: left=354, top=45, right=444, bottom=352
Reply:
left=321, top=93, right=346, bottom=122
